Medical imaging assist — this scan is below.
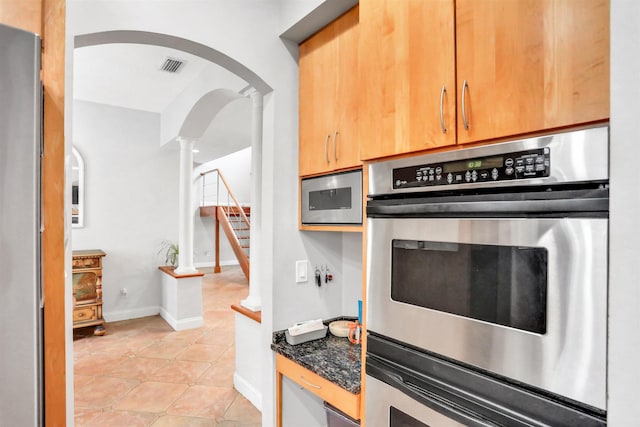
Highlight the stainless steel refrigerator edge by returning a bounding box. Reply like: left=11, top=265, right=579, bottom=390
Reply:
left=0, top=24, right=43, bottom=426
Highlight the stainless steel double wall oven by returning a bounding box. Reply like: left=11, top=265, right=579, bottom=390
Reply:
left=366, top=127, right=609, bottom=426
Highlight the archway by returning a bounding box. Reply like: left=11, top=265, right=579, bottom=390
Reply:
left=179, top=88, right=243, bottom=139
left=75, top=30, right=272, bottom=95
left=73, top=29, right=268, bottom=286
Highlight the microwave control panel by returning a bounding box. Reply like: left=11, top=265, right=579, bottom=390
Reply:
left=393, top=147, right=550, bottom=189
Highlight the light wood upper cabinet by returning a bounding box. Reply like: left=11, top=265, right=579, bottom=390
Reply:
left=455, top=0, right=610, bottom=144
left=358, top=0, right=609, bottom=161
left=299, top=6, right=360, bottom=176
left=359, top=0, right=457, bottom=161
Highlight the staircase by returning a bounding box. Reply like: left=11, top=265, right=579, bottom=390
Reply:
left=199, top=169, right=250, bottom=281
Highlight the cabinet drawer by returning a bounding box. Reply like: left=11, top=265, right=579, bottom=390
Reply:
left=276, top=354, right=360, bottom=420
left=72, top=257, right=101, bottom=269
left=73, top=306, right=97, bottom=323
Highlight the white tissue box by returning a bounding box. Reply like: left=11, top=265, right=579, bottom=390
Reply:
left=287, top=318, right=324, bottom=336
left=285, top=325, right=328, bottom=345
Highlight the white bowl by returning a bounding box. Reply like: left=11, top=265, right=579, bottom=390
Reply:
left=329, top=320, right=355, bottom=337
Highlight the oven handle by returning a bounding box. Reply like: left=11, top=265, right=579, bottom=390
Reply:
left=367, top=191, right=609, bottom=218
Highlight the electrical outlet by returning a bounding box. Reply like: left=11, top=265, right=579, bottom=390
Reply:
left=120, top=288, right=128, bottom=296
left=295, top=260, right=308, bottom=283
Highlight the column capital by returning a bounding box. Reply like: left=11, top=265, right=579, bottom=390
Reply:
left=239, top=85, right=257, bottom=97
left=176, top=136, right=196, bottom=146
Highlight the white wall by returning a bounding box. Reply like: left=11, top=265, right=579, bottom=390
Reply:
left=341, top=233, right=363, bottom=319
left=71, top=100, right=179, bottom=321
left=278, top=0, right=359, bottom=43
left=608, top=1, right=640, bottom=425
left=278, top=0, right=325, bottom=34
left=194, top=147, right=252, bottom=267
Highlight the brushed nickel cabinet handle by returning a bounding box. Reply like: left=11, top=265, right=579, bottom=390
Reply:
left=439, top=85, right=447, bottom=134
left=333, top=131, right=339, bottom=162
left=324, top=134, right=330, bottom=164
left=300, top=376, right=321, bottom=389
left=461, top=80, right=470, bottom=130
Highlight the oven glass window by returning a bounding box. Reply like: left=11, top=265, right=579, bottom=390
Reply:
left=391, top=240, right=547, bottom=334
left=308, top=187, right=351, bottom=211
left=390, top=407, right=430, bottom=427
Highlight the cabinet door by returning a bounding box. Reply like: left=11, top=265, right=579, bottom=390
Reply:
left=299, top=21, right=338, bottom=176
left=359, top=0, right=456, bottom=161
left=456, top=0, right=610, bottom=144
left=334, top=6, right=360, bottom=170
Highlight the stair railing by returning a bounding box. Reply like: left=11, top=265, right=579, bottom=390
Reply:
left=200, top=169, right=251, bottom=279
left=200, top=168, right=250, bottom=229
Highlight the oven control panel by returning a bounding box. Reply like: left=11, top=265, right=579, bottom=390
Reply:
left=393, top=147, right=550, bottom=189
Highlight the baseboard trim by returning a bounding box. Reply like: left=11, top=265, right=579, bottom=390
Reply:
left=194, top=260, right=240, bottom=269
left=159, top=307, right=204, bottom=331
left=234, top=372, right=262, bottom=412
left=104, top=306, right=160, bottom=323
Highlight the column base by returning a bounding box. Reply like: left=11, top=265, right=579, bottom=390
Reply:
left=174, top=266, right=198, bottom=275
left=241, top=296, right=261, bottom=312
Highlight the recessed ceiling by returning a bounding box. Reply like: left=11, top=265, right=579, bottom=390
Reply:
left=74, top=43, right=212, bottom=113
left=73, top=43, right=253, bottom=163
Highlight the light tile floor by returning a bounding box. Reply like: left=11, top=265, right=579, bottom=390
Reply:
left=74, top=266, right=261, bottom=427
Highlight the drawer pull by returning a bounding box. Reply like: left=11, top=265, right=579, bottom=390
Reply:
left=300, top=375, right=321, bottom=389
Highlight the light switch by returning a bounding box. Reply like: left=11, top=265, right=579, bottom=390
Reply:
left=296, top=260, right=308, bottom=283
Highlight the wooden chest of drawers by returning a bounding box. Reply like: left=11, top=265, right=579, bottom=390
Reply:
left=72, top=249, right=106, bottom=335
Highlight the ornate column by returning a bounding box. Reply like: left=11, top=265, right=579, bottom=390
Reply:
left=241, top=90, right=263, bottom=311
left=175, top=136, right=197, bottom=274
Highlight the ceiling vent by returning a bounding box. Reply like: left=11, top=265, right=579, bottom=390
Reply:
left=160, top=57, right=185, bottom=73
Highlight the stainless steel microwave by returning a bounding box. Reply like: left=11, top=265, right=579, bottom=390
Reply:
left=301, top=170, right=362, bottom=225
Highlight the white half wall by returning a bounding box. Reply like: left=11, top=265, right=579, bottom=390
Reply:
left=234, top=313, right=263, bottom=411
left=71, top=100, right=179, bottom=322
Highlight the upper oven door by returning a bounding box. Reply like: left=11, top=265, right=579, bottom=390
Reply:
left=366, top=216, right=608, bottom=410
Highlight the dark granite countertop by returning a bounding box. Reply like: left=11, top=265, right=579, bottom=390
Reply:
left=271, top=317, right=361, bottom=394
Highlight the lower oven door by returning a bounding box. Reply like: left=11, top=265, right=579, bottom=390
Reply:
left=365, top=333, right=607, bottom=427
left=366, top=375, right=477, bottom=427
left=366, top=216, right=608, bottom=410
